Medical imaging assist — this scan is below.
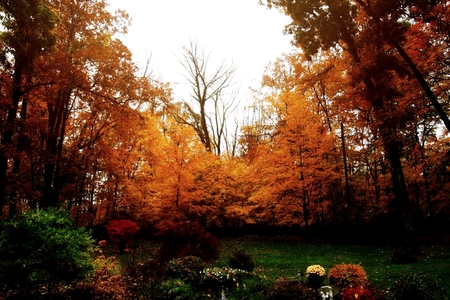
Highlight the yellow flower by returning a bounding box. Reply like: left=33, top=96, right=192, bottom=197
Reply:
left=306, top=265, right=326, bottom=277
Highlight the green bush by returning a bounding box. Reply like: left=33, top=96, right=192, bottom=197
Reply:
left=229, top=249, right=255, bottom=272
left=0, top=208, right=94, bottom=296
left=154, top=279, right=195, bottom=300
left=226, top=273, right=271, bottom=300
left=165, top=256, right=205, bottom=285
left=387, top=272, right=447, bottom=300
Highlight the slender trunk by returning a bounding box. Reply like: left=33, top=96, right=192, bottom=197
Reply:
left=340, top=122, right=352, bottom=214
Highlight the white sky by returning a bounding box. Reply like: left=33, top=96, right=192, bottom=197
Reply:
left=108, top=0, right=295, bottom=102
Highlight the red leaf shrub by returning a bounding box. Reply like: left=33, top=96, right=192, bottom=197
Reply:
left=106, top=219, right=140, bottom=253
left=328, top=264, right=368, bottom=288
left=342, top=286, right=376, bottom=300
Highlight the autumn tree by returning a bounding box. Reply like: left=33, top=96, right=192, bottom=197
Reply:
left=176, top=40, right=239, bottom=155
left=0, top=0, right=59, bottom=214
left=246, top=68, right=340, bottom=229
left=260, top=0, right=450, bottom=255
left=0, top=0, right=169, bottom=218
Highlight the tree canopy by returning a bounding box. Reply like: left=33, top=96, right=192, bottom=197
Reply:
left=1, top=0, right=450, bottom=248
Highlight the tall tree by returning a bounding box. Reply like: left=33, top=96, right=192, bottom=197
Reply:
left=0, top=0, right=59, bottom=213
left=176, top=40, right=238, bottom=155
left=261, top=0, right=431, bottom=256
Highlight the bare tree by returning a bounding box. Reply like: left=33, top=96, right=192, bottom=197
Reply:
left=176, top=40, right=239, bottom=155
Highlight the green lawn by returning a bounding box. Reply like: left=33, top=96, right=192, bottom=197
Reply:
left=112, top=236, right=450, bottom=299
left=213, top=236, right=450, bottom=296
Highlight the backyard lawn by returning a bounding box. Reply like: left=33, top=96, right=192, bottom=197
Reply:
left=113, top=235, right=450, bottom=299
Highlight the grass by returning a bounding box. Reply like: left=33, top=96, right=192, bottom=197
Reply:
left=214, top=236, right=450, bottom=296
left=106, top=236, right=450, bottom=299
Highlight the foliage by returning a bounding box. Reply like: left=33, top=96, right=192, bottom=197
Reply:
left=342, top=286, right=377, bottom=300
left=105, top=219, right=140, bottom=253
left=0, top=208, right=94, bottom=295
left=201, top=267, right=248, bottom=292
left=387, top=272, right=447, bottom=300
left=229, top=249, right=256, bottom=272
left=227, top=274, right=271, bottom=300
left=328, top=264, right=368, bottom=288
left=266, top=279, right=319, bottom=300
left=156, top=221, right=220, bottom=264
left=154, top=279, right=195, bottom=300
left=165, top=256, right=205, bottom=285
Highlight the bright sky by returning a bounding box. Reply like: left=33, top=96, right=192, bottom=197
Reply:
left=108, top=0, right=295, bottom=101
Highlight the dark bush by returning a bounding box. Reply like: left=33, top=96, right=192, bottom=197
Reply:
left=229, top=249, right=255, bottom=272
left=165, top=256, right=205, bottom=285
left=387, top=272, right=446, bottom=300
left=266, top=279, right=319, bottom=300
left=156, top=221, right=220, bottom=264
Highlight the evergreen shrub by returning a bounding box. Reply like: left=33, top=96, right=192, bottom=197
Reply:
left=0, top=208, right=94, bottom=296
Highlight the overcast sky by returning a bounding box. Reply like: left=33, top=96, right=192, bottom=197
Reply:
left=108, top=0, right=295, bottom=100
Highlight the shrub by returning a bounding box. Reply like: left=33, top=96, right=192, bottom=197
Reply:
left=266, top=279, right=319, bottom=300
left=328, top=264, right=368, bottom=288
left=154, top=279, right=195, bottom=300
left=201, top=267, right=248, bottom=292
left=229, top=249, right=255, bottom=272
left=165, top=256, right=205, bottom=285
left=105, top=219, right=140, bottom=253
left=156, top=221, right=220, bottom=264
left=228, top=274, right=271, bottom=300
left=342, top=286, right=376, bottom=300
left=387, top=272, right=447, bottom=300
left=0, top=208, right=94, bottom=296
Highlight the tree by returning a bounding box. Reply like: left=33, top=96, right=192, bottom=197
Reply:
left=0, top=0, right=59, bottom=214
left=0, top=0, right=170, bottom=217
left=176, top=40, right=239, bottom=155
left=247, top=75, right=339, bottom=229
left=261, top=0, right=430, bottom=257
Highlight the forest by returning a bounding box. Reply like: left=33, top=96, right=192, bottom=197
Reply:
left=2, top=0, right=450, bottom=299
left=1, top=0, right=450, bottom=243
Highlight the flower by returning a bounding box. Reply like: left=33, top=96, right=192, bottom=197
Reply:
left=98, top=240, right=107, bottom=247
left=306, top=265, right=326, bottom=278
